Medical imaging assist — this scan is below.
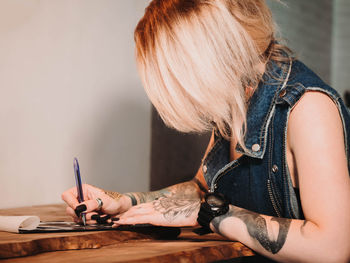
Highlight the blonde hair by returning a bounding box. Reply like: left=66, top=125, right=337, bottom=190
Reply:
left=134, top=0, right=290, bottom=149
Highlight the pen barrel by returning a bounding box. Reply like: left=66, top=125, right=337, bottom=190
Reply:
left=74, top=159, right=84, bottom=203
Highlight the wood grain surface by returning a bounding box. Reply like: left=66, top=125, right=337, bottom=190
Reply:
left=0, top=204, right=254, bottom=262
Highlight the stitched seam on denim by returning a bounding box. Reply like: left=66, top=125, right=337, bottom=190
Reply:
left=272, top=110, right=284, bottom=212
left=203, top=136, right=229, bottom=188
left=220, top=161, right=241, bottom=177
left=269, top=177, right=283, bottom=215
left=268, top=114, right=278, bottom=214
left=256, top=60, right=292, bottom=159
left=239, top=105, right=277, bottom=159
left=237, top=60, right=292, bottom=159
left=283, top=83, right=305, bottom=106
left=268, top=114, right=273, bottom=179
left=203, top=136, right=224, bottom=165
left=212, top=160, right=242, bottom=191
left=305, top=87, right=349, bottom=162
left=284, top=107, right=297, bottom=218
left=271, top=181, right=283, bottom=214
left=294, top=82, right=305, bottom=92
left=268, top=112, right=283, bottom=215
left=283, top=105, right=300, bottom=218
left=210, top=157, right=243, bottom=191
left=203, top=143, right=221, bottom=187
left=306, top=87, right=340, bottom=100
left=202, top=137, right=223, bottom=186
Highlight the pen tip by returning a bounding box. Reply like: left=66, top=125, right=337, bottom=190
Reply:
left=82, top=214, right=86, bottom=226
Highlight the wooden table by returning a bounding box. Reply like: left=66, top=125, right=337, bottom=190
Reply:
left=0, top=204, right=254, bottom=262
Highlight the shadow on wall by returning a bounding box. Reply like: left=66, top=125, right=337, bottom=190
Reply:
left=87, top=88, right=150, bottom=193
left=150, top=107, right=211, bottom=190
left=344, top=91, right=350, bottom=108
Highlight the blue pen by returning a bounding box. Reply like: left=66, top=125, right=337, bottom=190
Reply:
left=73, top=158, right=86, bottom=226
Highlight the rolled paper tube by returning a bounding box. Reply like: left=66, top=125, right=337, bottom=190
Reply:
left=0, top=216, right=40, bottom=233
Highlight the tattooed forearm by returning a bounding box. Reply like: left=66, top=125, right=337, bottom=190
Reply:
left=153, top=197, right=201, bottom=222
left=170, top=180, right=203, bottom=199
left=124, top=180, right=202, bottom=206
left=212, top=206, right=291, bottom=254
left=124, top=189, right=170, bottom=206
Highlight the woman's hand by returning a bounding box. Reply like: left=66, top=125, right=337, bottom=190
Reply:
left=61, top=184, right=131, bottom=224
left=113, top=197, right=201, bottom=227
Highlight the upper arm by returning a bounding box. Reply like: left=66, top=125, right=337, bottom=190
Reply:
left=288, top=91, right=350, bottom=243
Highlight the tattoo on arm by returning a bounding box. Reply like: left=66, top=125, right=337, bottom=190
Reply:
left=104, top=190, right=122, bottom=201
left=212, top=206, right=292, bottom=254
left=152, top=198, right=200, bottom=222
left=192, top=177, right=208, bottom=194
left=124, top=180, right=202, bottom=206
left=124, top=188, right=171, bottom=205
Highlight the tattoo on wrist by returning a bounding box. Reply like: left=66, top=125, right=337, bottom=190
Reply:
left=124, top=193, right=137, bottom=206
left=212, top=206, right=291, bottom=254
left=152, top=198, right=200, bottom=222
left=129, top=188, right=170, bottom=205
left=126, top=181, right=201, bottom=206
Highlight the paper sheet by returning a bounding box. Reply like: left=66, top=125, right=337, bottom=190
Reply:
left=0, top=216, right=40, bottom=233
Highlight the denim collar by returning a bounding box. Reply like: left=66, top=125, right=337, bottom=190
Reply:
left=235, top=59, right=292, bottom=159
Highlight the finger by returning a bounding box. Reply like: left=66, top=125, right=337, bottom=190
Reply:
left=82, top=184, right=101, bottom=200
left=61, top=188, right=79, bottom=209
left=114, top=214, right=154, bottom=226
left=85, top=212, right=100, bottom=221
left=111, top=217, right=120, bottom=222
left=107, top=216, right=119, bottom=225
left=74, top=204, right=88, bottom=217
left=66, top=206, right=78, bottom=220
left=96, top=215, right=111, bottom=224
left=74, top=198, right=102, bottom=216
left=86, top=219, right=97, bottom=225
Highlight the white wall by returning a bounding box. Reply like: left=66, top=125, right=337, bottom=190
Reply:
left=332, top=0, right=350, bottom=97
left=268, top=0, right=350, bottom=96
left=267, top=0, right=333, bottom=84
left=0, top=0, right=151, bottom=208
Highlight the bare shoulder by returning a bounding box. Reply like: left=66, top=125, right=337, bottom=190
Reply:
left=290, top=90, right=341, bottom=123
left=288, top=90, right=345, bottom=151
left=287, top=90, right=347, bottom=175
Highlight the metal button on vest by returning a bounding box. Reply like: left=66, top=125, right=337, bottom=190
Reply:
left=272, top=164, right=278, bottom=173
left=202, top=165, right=208, bottom=173
left=279, top=89, right=287, bottom=98
left=252, top=144, right=260, bottom=152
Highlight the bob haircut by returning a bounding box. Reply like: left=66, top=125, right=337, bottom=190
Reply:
left=134, top=0, right=290, bottom=149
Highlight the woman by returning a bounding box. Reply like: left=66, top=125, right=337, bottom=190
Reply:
left=62, top=1, right=350, bottom=262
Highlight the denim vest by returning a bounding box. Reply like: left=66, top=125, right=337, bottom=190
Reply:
left=202, top=59, right=350, bottom=219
